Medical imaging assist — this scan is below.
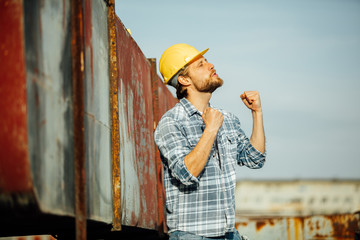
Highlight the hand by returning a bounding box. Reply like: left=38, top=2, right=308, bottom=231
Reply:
left=240, top=91, right=262, bottom=112
left=202, top=107, right=224, bottom=133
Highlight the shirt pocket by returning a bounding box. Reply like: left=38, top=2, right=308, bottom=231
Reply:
left=223, top=133, right=238, bottom=161
left=225, top=133, right=237, bottom=148
left=223, top=134, right=238, bottom=182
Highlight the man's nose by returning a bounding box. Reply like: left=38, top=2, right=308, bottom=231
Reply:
left=208, top=62, right=214, bottom=70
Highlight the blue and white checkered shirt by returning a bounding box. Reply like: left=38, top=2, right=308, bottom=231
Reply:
left=154, top=98, right=266, bottom=237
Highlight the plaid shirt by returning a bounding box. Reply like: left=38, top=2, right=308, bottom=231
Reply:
left=154, top=98, right=266, bottom=237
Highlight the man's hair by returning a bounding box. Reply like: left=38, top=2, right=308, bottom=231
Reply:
left=176, top=65, right=190, bottom=99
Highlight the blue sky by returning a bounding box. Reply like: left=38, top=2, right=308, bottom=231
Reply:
left=115, top=0, right=360, bottom=180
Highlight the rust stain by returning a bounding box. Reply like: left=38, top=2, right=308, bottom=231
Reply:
left=308, top=218, right=314, bottom=232
left=84, top=0, right=94, bottom=104
left=236, top=213, right=359, bottom=239
left=0, top=0, right=32, bottom=193
left=306, top=214, right=359, bottom=239
left=115, top=14, right=158, bottom=229
left=235, top=222, right=248, bottom=229
left=327, top=214, right=359, bottom=238
left=149, top=57, right=168, bottom=234
left=294, top=217, right=304, bottom=240
left=256, top=220, right=267, bottom=231
left=268, top=219, right=276, bottom=226
left=253, top=217, right=281, bottom=232
left=149, top=58, right=177, bottom=234
left=108, top=0, right=121, bottom=231
left=149, top=58, right=162, bottom=233
left=286, top=218, right=291, bottom=239
left=71, top=0, right=87, bottom=239
left=316, top=219, right=321, bottom=230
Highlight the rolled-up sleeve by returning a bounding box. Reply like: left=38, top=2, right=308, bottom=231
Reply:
left=232, top=115, right=266, bottom=169
left=154, top=117, right=199, bottom=185
left=237, top=136, right=266, bottom=168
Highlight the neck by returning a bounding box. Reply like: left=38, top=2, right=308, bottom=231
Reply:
left=186, top=91, right=212, bottom=113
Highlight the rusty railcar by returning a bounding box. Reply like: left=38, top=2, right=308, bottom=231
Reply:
left=0, top=0, right=176, bottom=239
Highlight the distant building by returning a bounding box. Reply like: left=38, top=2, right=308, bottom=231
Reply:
left=235, top=179, right=360, bottom=216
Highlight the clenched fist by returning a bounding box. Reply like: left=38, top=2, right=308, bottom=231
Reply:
left=202, top=107, right=224, bottom=133
left=240, top=91, right=262, bottom=113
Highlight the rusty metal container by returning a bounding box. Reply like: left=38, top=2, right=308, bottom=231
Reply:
left=115, top=17, right=167, bottom=231
left=83, top=0, right=113, bottom=224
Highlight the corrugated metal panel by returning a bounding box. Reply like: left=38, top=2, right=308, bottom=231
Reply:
left=83, top=0, right=113, bottom=223
left=236, top=213, right=360, bottom=240
left=24, top=0, right=75, bottom=215
left=115, top=16, right=159, bottom=230
left=1, top=0, right=115, bottom=231
left=149, top=58, right=178, bottom=234
left=0, top=0, right=32, bottom=194
left=21, top=0, right=114, bottom=223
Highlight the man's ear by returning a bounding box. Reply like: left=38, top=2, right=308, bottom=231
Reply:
left=178, top=75, right=191, bottom=87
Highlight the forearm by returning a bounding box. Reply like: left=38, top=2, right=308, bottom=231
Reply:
left=184, top=127, right=217, bottom=177
left=250, top=110, right=265, bottom=154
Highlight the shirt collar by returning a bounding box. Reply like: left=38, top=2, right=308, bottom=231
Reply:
left=180, top=98, right=201, bottom=116
left=180, top=98, right=214, bottom=117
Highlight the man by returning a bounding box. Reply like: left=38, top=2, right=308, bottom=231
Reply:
left=154, top=43, right=266, bottom=240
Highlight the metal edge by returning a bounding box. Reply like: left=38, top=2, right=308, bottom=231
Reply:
left=107, top=0, right=122, bottom=231
left=71, top=0, right=87, bottom=239
left=149, top=58, right=166, bottom=235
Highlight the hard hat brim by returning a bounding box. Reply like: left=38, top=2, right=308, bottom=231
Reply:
left=191, top=48, right=209, bottom=65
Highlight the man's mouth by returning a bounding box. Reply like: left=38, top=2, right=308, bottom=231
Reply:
left=211, top=70, right=218, bottom=77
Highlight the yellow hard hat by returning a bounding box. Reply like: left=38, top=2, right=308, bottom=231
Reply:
left=159, top=43, right=209, bottom=86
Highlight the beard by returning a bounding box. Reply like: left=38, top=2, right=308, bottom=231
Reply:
left=194, top=76, right=224, bottom=93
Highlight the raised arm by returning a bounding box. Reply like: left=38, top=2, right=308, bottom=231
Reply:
left=240, top=91, right=265, bottom=154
